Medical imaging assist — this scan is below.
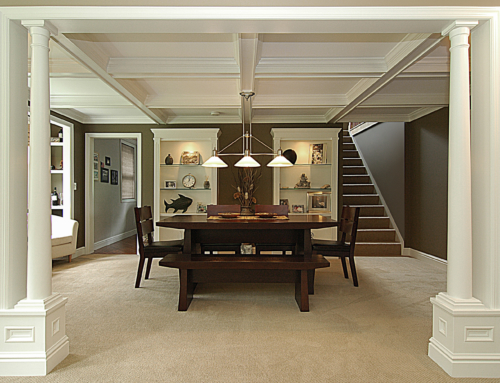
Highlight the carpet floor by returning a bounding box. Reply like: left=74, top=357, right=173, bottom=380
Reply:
left=1, top=254, right=496, bottom=382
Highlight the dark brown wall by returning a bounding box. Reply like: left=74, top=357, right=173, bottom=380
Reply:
left=405, top=108, right=449, bottom=259
left=69, top=122, right=341, bottom=250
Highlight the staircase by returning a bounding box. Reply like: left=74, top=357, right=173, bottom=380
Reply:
left=342, top=128, right=401, bottom=256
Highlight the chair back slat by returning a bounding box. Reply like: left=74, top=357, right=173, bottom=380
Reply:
left=140, top=206, right=152, bottom=221
left=254, top=204, right=288, bottom=216
left=338, top=206, right=360, bottom=246
left=141, top=219, right=154, bottom=236
left=207, top=204, right=240, bottom=217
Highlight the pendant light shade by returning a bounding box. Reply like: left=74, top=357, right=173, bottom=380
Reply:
left=235, top=150, right=261, bottom=167
left=202, top=149, right=228, bottom=168
left=267, top=149, right=293, bottom=167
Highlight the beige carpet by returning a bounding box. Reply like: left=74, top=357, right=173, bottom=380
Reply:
left=1, top=254, right=496, bottom=382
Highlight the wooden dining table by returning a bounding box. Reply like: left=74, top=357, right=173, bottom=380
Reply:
left=156, top=214, right=338, bottom=311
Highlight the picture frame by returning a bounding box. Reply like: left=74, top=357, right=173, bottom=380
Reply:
left=196, top=202, right=207, bottom=213
left=93, top=153, right=99, bottom=181
left=101, top=168, right=109, bottom=183
left=165, top=180, right=177, bottom=189
left=306, top=191, right=331, bottom=213
left=181, top=151, right=200, bottom=165
left=310, top=143, right=326, bottom=164
left=111, top=170, right=118, bottom=185
left=292, top=205, right=305, bottom=213
left=105, top=156, right=111, bottom=166
left=279, top=198, right=290, bottom=212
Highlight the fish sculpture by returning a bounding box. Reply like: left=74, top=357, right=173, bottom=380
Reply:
left=164, top=194, right=193, bottom=213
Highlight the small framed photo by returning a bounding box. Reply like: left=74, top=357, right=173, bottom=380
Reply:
left=165, top=180, right=177, bottom=189
left=105, top=156, right=111, bottom=166
left=310, top=143, right=326, bottom=164
left=196, top=202, right=207, bottom=213
left=181, top=151, right=200, bottom=165
left=307, top=191, right=331, bottom=213
left=279, top=198, right=290, bottom=212
left=292, top=205, right=305, bottom=213
left=93, top=170, right=99, bottom=181
left=101, top=168, right=109, bottom=183
left=111, top=170, right=118, bottom=185
left=93, top=153, right=99, bottom=162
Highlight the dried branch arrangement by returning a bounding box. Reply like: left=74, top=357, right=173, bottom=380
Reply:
left=232, top=167, right=262, bottom=207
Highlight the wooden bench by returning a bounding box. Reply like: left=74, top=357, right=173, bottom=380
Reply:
left=159, top=254, right=330, bottom=312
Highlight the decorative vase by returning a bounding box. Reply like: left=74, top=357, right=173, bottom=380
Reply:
left=240, top=206, right=254, bottom=216
left=283, top=149, right=297, bottom=164
left=165, top=154, right=173, bottom=165
left=204, top=179, right=210, bottom=189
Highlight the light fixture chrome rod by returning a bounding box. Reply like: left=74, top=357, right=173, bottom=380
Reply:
left=218, top=135, right=244, bottom=154
left=219, top=152, right=274, bottom=156
left=249, top=134, right=274, bottom=152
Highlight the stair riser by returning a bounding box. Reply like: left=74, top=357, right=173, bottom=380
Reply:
left=343, top=158, right=363, bottom=166
left=357, top=206, right=386, bottom=216
left=352, top=231, right=396, bottom=242
left=343, top=195, right=380, bottom=205
left=343, top=166, right=367, bottom=175
left=343, top=175, right=371, bottom=184
left=343, top=143, right=356, bottom=150
left=343, top=185, right=375, bottom=194
left=358, top=218, right=391, bottom=229
left=343, top=137, right=353, bottom=143
left=343, top=150, right=360, bottom=158
left=354, top=243, right=401, bottom=256
left=342, top=130, right=350, bottom=136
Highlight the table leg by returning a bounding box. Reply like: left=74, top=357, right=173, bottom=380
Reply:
left=295, top=270, right=309, bottom=312
left=183, top=229, right=192, bottom=254
left=178, top=269, right=195, bottom=311
left=308, top=270, right=315, bottom=295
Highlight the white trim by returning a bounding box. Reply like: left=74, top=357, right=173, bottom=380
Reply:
left=405, top=247, right=447, bottom=271
left=350, top=122, right=378, bottom=136
left=73, top=246, right=86, bottom=259
left=93, top=229, right=136, bottom=252
left=85, top=133, right=142, bottom=255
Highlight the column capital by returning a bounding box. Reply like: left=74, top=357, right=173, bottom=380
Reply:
left=442, top=20, right=478, bottom=37
left=21, top=20, right=58, bottom=36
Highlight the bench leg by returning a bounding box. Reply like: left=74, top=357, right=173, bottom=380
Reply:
left=307, top=270, right=315, bottom=295
left=295, top=270, right=309, bottom=312
left=178, top=269, right=196, bottom=311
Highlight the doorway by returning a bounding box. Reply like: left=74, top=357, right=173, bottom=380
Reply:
left=85, top=133, right=142, bottom=254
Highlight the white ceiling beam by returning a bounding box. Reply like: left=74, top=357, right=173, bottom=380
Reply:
left=254, top=94, right=346, bottom=107
left=361, top=93, right=449, bottom=106
left=50, top=95, right=132, bottom=109
left=145, top=95, right=240, bottom=109
left=166, top=115, right=241, bottom=124
left=51, top=34, right=166, bottom=124
left=256, top=57, right=387, bottom=75
left=327, top=33, right=444, bottom=123
left=107, top=57, right=240, bottom=77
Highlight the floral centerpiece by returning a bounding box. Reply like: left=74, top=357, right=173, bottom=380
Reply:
left=232, top=167, right=262, bottom=215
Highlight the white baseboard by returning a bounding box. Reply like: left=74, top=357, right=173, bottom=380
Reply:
left=73, top=246, right=86, bottom=259
left=93, top=229, right=136, bottom=251
left=405, top=247, right=447, bottom=271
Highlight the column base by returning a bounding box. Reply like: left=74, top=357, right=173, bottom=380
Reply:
left=429, top=292, right=500, bottom=378
left=0, top=294, right=69, bottom=376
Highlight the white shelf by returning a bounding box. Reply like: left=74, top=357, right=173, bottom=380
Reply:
left=50, top=142, right=63, bottom=147
left=51, top=205, right=63, bottom=210
left=161, top=188, right=211, bottom=191
left=51, top=170, right=63, bottom=174
left=281, top=188, right=331, bottom=191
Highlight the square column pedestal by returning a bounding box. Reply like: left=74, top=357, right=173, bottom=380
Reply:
left=429, top=293, right=500, bottom=378
left=0, top=294, right=69, bottom=376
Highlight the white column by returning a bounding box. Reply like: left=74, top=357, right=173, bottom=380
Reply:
left=446, top=25, right=473, bottom=300
left=25, top=22, right=53, bottom=300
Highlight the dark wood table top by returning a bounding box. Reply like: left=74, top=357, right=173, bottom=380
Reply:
left=157, top=214, right=338, bottom=230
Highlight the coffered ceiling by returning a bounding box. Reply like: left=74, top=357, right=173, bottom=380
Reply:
left=21, top=8, right=456, bottom=125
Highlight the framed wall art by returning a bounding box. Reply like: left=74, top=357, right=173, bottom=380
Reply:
left=111, top=170, right=119, bottom=185
left=101, top=168, right=109, bottom=183
left=310, top=143, right=326, bottom=164
left=165, top=180, right=177, bottom=189
left=181, top=151, right=200, bottom=165
left=306, top=191, right=331, bottom=213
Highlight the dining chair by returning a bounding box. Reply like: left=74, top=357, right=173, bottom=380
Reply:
left=134, top=206, right=184, bottom=288
left=311, top=206, right=361, bottom=286
left=254, top=205, right=295, bottom=255
left=201, top=205, right=242, bottom=255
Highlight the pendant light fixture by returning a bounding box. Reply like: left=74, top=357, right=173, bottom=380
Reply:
left=202, top=92, right=293, bottom=168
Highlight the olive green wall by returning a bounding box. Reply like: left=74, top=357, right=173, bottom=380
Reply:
left=405, top=108, right=449, bottom=260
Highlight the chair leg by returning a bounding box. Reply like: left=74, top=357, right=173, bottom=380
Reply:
left=68, top=254, right=72, bottom=263
left=145, top=257, right=153, bottom=279
left=340, top=256, right=349, bottom=278
left=135, top=256, right=146, bottom=288
left=348, top=254, right=358, bottom=287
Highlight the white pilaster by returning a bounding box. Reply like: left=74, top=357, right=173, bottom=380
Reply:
left=429, top=20, right=500, bottom=379
left=0, top=20, right=69, bottom=376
